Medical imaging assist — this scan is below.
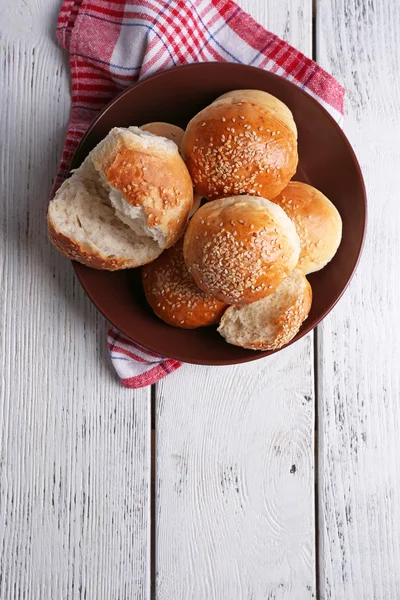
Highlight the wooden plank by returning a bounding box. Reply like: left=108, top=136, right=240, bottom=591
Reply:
left=155, top=2, right=315, bottom=598
left=0, top=3, right=151, bottom=598
left=316, top=0, right=400, bottom=597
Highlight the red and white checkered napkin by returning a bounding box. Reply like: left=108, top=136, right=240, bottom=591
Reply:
left=55, top=0, right=344, bottom=389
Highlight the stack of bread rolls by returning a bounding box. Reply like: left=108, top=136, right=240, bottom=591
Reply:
left=48, top=89, right=342, bottom=351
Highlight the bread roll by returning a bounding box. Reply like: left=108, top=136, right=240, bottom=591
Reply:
left=48, top=127, right=193, bottom=269
left=140, top=122, right=185, bottom=152
left=91, top=127, right=193, bottom=246
left=48, top=157, right=163, bottom=269
left=182, top=89, right=298, bottom=201
left=216, top=90, right=297, bottom=138
left=140, top=122, right=201, bottom=217
left=218, top=269, right=312, bottom=350
left=183, top=195, right=300, bottom=305
left=190, top=193, right=202, bottom=217
left=272, top=181, right=342, bottom=274
left=142, top=239, right=228, bottom=328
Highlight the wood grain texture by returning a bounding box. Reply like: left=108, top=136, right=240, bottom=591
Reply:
left=0, top=3, right=151, bottom=598
left=316, top=1, right=400, bottom=598
left=155, top=2, right=315, bottom=599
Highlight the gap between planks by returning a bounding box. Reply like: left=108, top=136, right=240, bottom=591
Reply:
left=151, top=386, right=156, bottom=596
left=312, top=5, right=321, bottom=597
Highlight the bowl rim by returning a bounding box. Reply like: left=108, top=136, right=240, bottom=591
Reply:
left=71, top=62, right=367, bottom=365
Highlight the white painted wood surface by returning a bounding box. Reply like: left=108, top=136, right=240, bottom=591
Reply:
left=316, top=1, right=400, bottom=598
left=155, top=3, right=316, bottom=599
left=0, top=4, right=151, bottom=599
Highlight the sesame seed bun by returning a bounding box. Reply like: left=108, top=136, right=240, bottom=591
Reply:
left=272, top=181, right=343, bottom=275
left=215, top=89, right=297, bottom=138
left=182, top=89, right=298, bottom=201
left=183, top=195, right=301, bottom=305
left=217, top=269, right=312, bottom=351
left=142, top=239, right=228, bottom=329
left=140, top=122, right=202, bottom=217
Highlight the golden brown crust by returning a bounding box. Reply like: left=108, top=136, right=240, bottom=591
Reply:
left=183, top=196, right=299, bottom=305
left=142, top=239, right=228, bottom=328
left=105, top=147, right=193, bottom=246
left=91, top=128, right=194, bottom=248
left=254, top=276, right=312, bottom=350
left=215, top=89, right=297, bottom=138
left=190, top=193, right=202, bottom=217
left=140, top=122, right=185, bottom=152
left=140, top=123, right=202, bottom=220
left=182, top=98, right=298, bottom=201
left=272, top=181, right=342, bottom=274
left=47, top=218, right=161, bottom=271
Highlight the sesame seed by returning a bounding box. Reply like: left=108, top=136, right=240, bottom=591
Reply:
left=222, top=117, right=226, bottom=122
left=201, top=122, right=206, bottom=126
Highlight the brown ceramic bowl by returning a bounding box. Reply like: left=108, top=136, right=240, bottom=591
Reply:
left=71, top=62, right=366, bottom=365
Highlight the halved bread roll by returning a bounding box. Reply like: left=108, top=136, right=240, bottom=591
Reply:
left=218, top=270, right=312, bottom=351
left=48, top=157, right=162, bottom=269
left=140, top=121, right=202, bottom=217
left=48, top=127, right=193, bottom=270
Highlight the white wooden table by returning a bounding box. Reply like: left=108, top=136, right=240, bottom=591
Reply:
left=1, top=1, right=399, bottom=598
